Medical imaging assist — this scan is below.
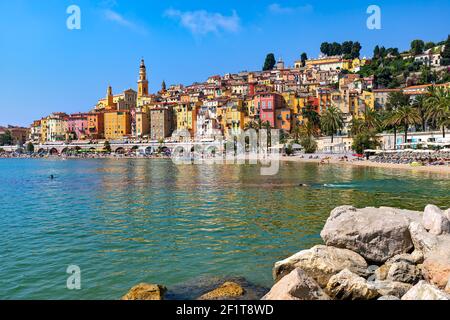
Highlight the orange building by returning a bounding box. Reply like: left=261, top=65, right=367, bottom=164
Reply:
left=87, top=112, right=105, bottom=140
left=275, top=108, right=292, bottom=132
left=104, top=110, right=131, bottom=140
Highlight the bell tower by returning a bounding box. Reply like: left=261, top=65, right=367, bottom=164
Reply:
left=138, top=58, right=149, bottom=98
left=107, top=85, right=114, bottom=109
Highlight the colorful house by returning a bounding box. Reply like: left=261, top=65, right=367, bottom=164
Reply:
left=67, top=113, right=89, bottom=140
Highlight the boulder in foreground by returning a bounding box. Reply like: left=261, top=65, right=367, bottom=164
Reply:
left=320, top=206, right=419, bottom=263
left=273, top=245, right=368, bottom=287
left=121, top=283, right=167, bottom=300
left=262, top=268, right=331, bottom=300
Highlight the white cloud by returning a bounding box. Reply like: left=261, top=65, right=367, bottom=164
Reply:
left=103, top=9, right=147, bottom=34
left=268, top=3, right=313, bottom=14
left=165, top=9, right=240, bottom=35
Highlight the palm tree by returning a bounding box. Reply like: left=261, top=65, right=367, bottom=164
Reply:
left=425, top=87, right=450, bottom=138
left=291, top=120, right=302, bottom=143
left=383, top=111, right=402, bottom=150
left=301, top=105, right=321, bottom=136
left=413, top=95, right=428, bottom=131
left=320, top=106, right=344, bottom=144
left=350, top=117, right=365, bottom=136
left=389, top=105, right=421, bottom=144
left=364, top=108, right=382, bottom=132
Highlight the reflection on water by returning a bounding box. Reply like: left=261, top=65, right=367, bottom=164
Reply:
left=0, top=159, right=449, bottom=299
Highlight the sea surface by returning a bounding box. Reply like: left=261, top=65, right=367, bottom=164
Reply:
left=0, top=158, right=449, bottom=299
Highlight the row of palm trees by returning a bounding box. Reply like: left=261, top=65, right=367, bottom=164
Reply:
left=299, top=86, right=449, bottom=150
left=382, top=87, right=449, bottom=149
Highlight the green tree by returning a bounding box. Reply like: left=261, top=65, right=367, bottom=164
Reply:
left=425, top=42, right=436, bottom=50
left=300, top=52, right=308, bottom=67
left=263, top=53, right=276, bottom=71
left=441, top=35, right=450, bottom=66
left=373, top=45, right=380, bottom=59
left=412, top=95, right=428, bottom=131
left=320, top=106, right=344, bottom=144
left=301, top=105, right=321, bottom=136
left=383, top=110, right=402, bottom=150
left=350, top=117, right=365, bottom=136
left=330, top=42, right=342, bottom=56
left=410, top=40, right=425, bottom=55
left=362, top=108, right=382, bottom=132
left=390, top=105, right=422, bottom=143
left=320, top=42, right=330, bottom=56
left=342, top=41, right=354, bottom=58
left=26, top=142, right=35, bottom=153
left=426, top=87, right=450, bottom=137
left=352, top=131, right=380, bottom=154
left=351, top=42, right=362, bottom=59
left=300, top=134, right=317, bottom=154
left=0, top=130, right=13, bottom=146
left=386, top=92, right=410, bottom=111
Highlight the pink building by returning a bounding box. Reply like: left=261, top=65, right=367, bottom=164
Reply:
left=254, top=93, right=284, bottom=128
left=67, top=113, right=89, bottom=140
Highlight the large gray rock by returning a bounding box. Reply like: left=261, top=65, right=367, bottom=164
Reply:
left=401, top=281, right=450, bottom=300
left=262, top=268, right=331, bottom=300
left=273, top=245, right=368, bottom=287
left=372, top=280, right=413, bottom=298
left=409, top=222, right=439, bottom=255
left=387, top=261, right=422, bottom=284
left=423, top=205, right=450, bottom=235
left=320, top=206, right=420, bottom=263
left=325, top=269, right=380, bottom=300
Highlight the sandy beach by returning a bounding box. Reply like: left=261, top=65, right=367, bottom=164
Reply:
left=281, top=156, right=450, bottom=175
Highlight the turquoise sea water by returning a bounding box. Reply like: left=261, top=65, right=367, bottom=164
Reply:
left=0, top=158, right=449, bottom=300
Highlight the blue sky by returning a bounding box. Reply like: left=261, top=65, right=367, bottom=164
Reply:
left=0, top=0, right=449, bottom=126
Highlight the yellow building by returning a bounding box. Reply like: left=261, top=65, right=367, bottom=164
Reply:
left=223, top=100, right=245, bottom=135
left=302, top=57, right=352, bottom=71
left=46, top=113, right=68, bottom=142
left=104, top=111, right=131, bottom=140
left=350, top=58, right=369, bottom=72
left=40, top=117, right=48, bottom=143
left=361, top=90, right=375, bottom=112
left=281, top=92, right=300, bottom=113
left=175, top=102, right=199, bottom=136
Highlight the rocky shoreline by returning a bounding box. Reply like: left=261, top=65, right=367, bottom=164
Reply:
left=122, top=205, right=450, bottom=301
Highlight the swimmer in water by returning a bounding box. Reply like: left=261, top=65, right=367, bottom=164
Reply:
left=50, top=175, right=54, bottom=180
